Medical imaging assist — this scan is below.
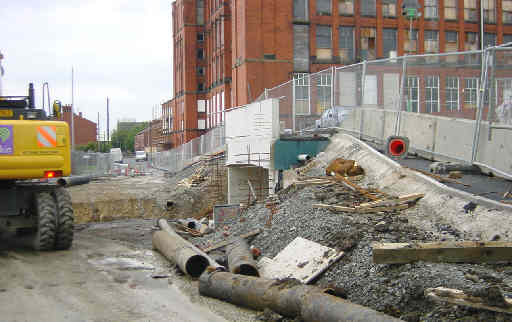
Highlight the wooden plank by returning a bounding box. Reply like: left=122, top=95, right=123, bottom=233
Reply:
left=294, top=180, right=332, bottom=186
left=332, top=175, right=381, bottom=200
left=373, top=241, right=512, bottom=264
left=312, top=203, right=356, bottom=213
left=357, top=193, right=425, bottom=209
left=356, top=204, right=410, bottom=214
left=405, top=166, right=471, bottom=187
left=425, top=287, right=512, bottom=314
left=203, top=229, right=262, bottom=253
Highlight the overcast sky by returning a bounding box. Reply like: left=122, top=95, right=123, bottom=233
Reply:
left=0, top=0, right=172, bottom=137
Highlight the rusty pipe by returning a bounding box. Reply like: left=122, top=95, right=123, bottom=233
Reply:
left=199, top=271, right=401, bottom=322
left=226, top=238, right=259, bottom=277
left=153, top=219, right=224, bottom=278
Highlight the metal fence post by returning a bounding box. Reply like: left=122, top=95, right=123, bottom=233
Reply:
left=359, top=61, right=367, bottom=139
left=292, top=78, right=296, bottom=133
left=330, top=66, right=335, bottom=109
left=396, top=57, right=407, bottom=136
left=471, top=49, right=490, bottom=163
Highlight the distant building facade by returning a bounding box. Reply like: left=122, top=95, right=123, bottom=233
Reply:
left=61, top=105, right=97, bottom=146
left=162, top=0, right=512, bottom=150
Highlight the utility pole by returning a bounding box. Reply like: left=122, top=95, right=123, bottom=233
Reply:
left=97, top=112, right=100, bottom=152
left=106, top=97, right=110, bottom=143
left=71, top=67, right=75, bottom=150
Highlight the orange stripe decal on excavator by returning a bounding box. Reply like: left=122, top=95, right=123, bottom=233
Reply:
left=37, top=126, right=57, bottom=147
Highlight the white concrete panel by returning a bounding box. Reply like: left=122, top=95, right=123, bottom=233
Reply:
left=400, top=112, right=437, bottom=152
left=475, top=123, right=512, bottom=175
left=363, top=75, right=378, bottom=106
left=338, top=72, right=357, bottom=106
left=227, top=167, right=269, bottom=204
left=434, top=116, right=474, bottom=161
left=225, top=99, right=279, bottom=168
left=383, top=73, right=400, bottom=110
left=362, top=108, right=385, bottom=139
left=257, top=237, right=344, bottom=284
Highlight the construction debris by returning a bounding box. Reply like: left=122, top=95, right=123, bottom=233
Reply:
left=257, top=237, right=344, bottom=284
left=372, top=241, right=512, bottom=264
left=152, top=219, right=224, bottom=277
left=425, top=287, right=512, bottom=314
left=226, top=237, right=259, bottom=276
left=405, top=166, right=471, bottom=187
left=312, top=193, right=423, bottom=214
left=202, top=229, right=262, bottom=253
left=325, top=158, right=364, bottom=177
left=198, top=271, right=401, bottom=322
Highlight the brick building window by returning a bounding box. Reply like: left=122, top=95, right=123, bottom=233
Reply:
left=445, top=31, right=458, bottom=52
left=360, top=28, right=376, bottom=60
left=444, top=0, right=457, bottom=20
left=424, top=30, right=439, bottom=53
left=316, top=74, right=332, bottom=113
left=338, top=26, right=354, bottom=63
left=445, top=77, right=459, bottom=111
left=360, top=0, right=376, bottom=16
left=404, top=29, right=418, bottom=54
left=197, top=49, right=204, bottom=60
left=484, top=33, right=496, bottom=48
left=339, top=0, right=354, bottom=15
left=294, top=73, right=310, bottom=115
left=197, top=0, right=204, bottom=25
left=316, top=25, right=332, bottom=60
left=424, top=0, right=438, bottom=19
left=382, top=0, right=396, bottom=17
left=405, top=76, right=419, bottom=112
left=197, top=66, right=205, bottom=76
left=504, top=1, right=512, bottom=24
left=425, top=76, right=440, bottom=113
left=383, top=29, right=397, bottom=58
left=464, top=78, right=478, bottom=109
left=504, top=34, right=512, bottom=44
left=483, top=0, right=496, bottom=24
left=465, top=32, right=479, bottom=50
left=197, top=32, right=204, bottom=42
left=198, top=83, right=204, bottom=92
left=293, top=0, right=308, bottom=20
left=316, top=0, right=331, bottom=15
left=464, top=0, right=477, bottom=22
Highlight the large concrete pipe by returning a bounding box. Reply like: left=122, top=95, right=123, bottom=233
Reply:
left=226, top=238, right=259, bottom=276
left=199, top=271, right=401, bottom=322
left=55, top=175, right=91, bottom=187
left=153, top=219, right=224, bottom=278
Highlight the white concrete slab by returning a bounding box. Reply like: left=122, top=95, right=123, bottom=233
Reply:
left=257, top=237, right=344, bottom=284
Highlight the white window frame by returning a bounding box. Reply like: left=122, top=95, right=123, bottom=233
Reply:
left=424, top=0, right=438, bottom=19
left=504, top=0, right=512, bottom=24
left=317, top=73, right=332, bottom=114
left=405, top=76, right=419, bottom=113
left=464, top=77, right=479, bottom=108
left=444, top=0, right=457, bottom=20
left=294, top=73, right=311, bottom=115
left=425, top=76, right=440, bottom=113
left=445, top=76, right=459, bottom=111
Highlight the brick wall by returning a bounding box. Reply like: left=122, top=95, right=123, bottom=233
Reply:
left=61, top=105, right=97, bottom=146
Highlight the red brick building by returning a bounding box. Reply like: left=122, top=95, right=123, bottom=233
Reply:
left=61, top=105, right=97, bottom=146
left=163, top=0, right=512, bottom=148
left=134, top=119, right=163, bottom=152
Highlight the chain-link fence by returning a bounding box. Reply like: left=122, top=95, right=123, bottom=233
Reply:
left=260, top=47, right=512, bottom=179
left=71, top=151, right=112, bottom=177
left=151, top=125, right=225, bottom=172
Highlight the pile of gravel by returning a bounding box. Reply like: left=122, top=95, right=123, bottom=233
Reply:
left=190, top=176, right=512, bottom=321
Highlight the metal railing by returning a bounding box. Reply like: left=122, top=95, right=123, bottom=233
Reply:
left=151, top=125, right=225, bottom=172
left=260, top=46, right=512, bottom=179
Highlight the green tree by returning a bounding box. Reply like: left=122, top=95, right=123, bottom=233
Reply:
left=110, top=123, right=148, bottom=153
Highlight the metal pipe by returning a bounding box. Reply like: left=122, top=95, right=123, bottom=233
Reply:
left=28, top=83, right=35, bottom=108
left=226, top=238, right=259, bottom=277
left=56, top=175, right=91, bottom=187
left=199, top=271, right=401, bottom=322
left=156, top=219, right=224, bottom=273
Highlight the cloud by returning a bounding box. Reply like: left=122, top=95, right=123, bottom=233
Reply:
left=0, top=0, right=172, bottom=133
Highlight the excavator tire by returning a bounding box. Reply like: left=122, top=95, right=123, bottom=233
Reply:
left=53, top=187, right=74, bottom=250
left=33, top=191, right=57, bottom=251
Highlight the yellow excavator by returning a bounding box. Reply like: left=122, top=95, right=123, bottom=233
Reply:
left=0, top=53, right=74, bottom=250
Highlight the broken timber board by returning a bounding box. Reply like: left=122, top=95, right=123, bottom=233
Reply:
left=203, top=229, right=262, bottom=253
left=356, top=204, right=410, bottom=214
left=332, top=175, right=380, bottom=200
left=312, top=204, right=356, bottom=213
left=373, top=241, right=512, bottom=264
left=425, top=287, right=512, bottom=314
left=357, top=193, right=425, bottom=209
